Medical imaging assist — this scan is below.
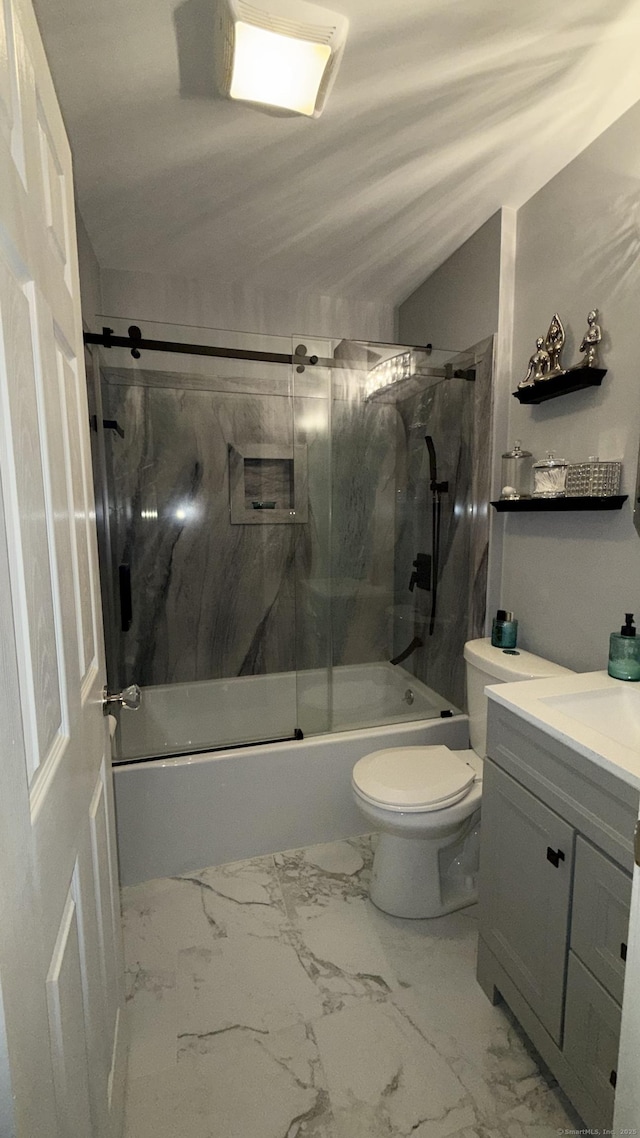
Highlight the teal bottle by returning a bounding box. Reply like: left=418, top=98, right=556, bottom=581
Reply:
left=608, top=614, right=640, bottom=681
left=491, top=609, right=518, bottom=649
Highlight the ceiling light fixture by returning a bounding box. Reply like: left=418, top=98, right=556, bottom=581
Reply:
left=214, top=0, right=349, bottom=118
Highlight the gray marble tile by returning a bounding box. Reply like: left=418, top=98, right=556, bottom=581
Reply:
left=103, top=380, right=304, bottom=689
left=102, top=365, right=397, bottom=705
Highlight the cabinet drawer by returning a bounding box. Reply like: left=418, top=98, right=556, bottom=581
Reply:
left=571, top=837, right=631, bottom=1004
left=563, top=952, right=621, bottom=1127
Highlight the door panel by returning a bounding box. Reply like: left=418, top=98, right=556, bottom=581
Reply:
left=479, top=759, right=574, bottom=1044
left=0, top=0, right=127, bottom=1134
left=56, top=334, right=99, bottom=686
left=46, top=888, right=93, bottom=1137
left=0, top=256, right=64, bottom=780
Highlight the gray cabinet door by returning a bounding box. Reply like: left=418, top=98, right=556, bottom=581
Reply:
left=479, top=760, right=574, bottom=1044
left=564, top=951, right=621, bottom=1127
left=571, top=836, right=631, bottom=1005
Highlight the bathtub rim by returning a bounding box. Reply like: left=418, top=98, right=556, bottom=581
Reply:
left=113, top=711, right=469, bottom=774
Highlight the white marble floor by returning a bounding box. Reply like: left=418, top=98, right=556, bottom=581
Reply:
left=121, top=834, right=582, bottom=1138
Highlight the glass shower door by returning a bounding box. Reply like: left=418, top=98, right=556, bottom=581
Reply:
left=292, top=336, right=479, bottom=737
left=97, top=321, right=305, bottom=762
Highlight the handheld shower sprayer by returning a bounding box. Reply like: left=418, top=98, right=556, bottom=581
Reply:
left=425, top=435, right=448, bottom=494
left=425, top=434, right=438, bottom=488
left=423, top=436, right=448, bottom=636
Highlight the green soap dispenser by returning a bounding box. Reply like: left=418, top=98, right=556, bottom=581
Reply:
left=608, top=614, right=640, bottom=681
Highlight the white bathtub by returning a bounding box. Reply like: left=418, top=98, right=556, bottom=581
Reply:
left=115, top=661, right=458, bottom=761
left=113, top=667, right=468, bottom=885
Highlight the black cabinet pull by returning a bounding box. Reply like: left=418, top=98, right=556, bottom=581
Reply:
left=610, top=1069, right=617, bottom=1088
left=119, top=564, right=132, bottom=632
left=546, top=847, right=565, bottom=868
left=621, top=942, right=628, bottom=962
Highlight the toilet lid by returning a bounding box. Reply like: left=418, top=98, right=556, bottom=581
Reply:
left=352, top=746, right=476, bottom=812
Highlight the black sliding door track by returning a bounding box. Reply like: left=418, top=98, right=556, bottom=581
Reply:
left=83, top=325, right=438, bottom=371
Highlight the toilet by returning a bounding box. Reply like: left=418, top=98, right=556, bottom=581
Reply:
left=351, top=637, right=572, bottom=919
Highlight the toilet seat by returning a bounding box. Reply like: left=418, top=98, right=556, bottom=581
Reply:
left=351, top=745, right=477, bottom=813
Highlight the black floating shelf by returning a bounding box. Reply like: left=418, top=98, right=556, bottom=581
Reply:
left=513, top=365, right=606, bottom=404
left=491, top=495, right=628, bottom=513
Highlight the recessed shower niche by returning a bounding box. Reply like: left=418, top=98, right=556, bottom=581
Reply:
left=229, top=442, right=308, bottom=523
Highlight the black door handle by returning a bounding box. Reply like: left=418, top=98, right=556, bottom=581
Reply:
left=610, top=1069, right=617, bottom=1088
left=119, top=564, right=132, bottom=632
left=621, top=942, right=628, bottom=962
left=546, top=847, right=565, bottom=868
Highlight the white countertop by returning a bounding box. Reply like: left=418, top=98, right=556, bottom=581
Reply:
left=486, top=670, right=640, bottom=791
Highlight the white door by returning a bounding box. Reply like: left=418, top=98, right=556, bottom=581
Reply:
left=614, top=822, right=640, bottom=1128
left=0, top=0, right=127, bottom=1133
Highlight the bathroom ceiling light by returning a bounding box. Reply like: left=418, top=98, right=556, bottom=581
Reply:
left=214, top=0, right=349, bottom=118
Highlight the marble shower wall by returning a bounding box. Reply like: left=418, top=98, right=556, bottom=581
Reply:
left=392, top=338, right=493, bottom=710
left=102, top=363, right=397, bottom=689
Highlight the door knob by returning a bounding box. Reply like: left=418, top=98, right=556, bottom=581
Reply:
left=102, top=684, right=141, bottom=714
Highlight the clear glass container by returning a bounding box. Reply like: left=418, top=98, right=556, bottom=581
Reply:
left=500, top=440, right=533, bottom=499
left=565, top=457, right=621, bottom=498
left=532, top=452, right=568, bottom=498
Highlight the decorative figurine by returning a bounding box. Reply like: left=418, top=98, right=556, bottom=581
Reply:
left=519, top=337, right=551, bottom=387
left=579, top=309, right=602, bottom=367
left=545, top=313, right=566, bottom=374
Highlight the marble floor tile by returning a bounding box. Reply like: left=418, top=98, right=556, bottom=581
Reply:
left=284, top=897, right=399, bottom=1014
left=122, top=834, right=582, bottom=1138
left=176, top=854, right=289, bottom=941
left=124, top=1064, right=215, bottom=1138
left=125, top=966, right=177, bottom=1080
left=274, top=834, right=375, bottom=920
left=177, top=937, right=325, bottom=1041
left=390, top=983, right=580, bottom=1135
left=313, top=998, right=475, bottom=1138
left=122, top=874, right=218, bottom=974
left=177, top=1021, right=336, bottom=1138
left=369, top=903, right=481, bottom=992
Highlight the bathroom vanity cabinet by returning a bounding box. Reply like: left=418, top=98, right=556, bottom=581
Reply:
left=477, top=700, right=638, bottom=1128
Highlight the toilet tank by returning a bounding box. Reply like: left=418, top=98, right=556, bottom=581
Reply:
left=463, top=637, right=573, bottom=758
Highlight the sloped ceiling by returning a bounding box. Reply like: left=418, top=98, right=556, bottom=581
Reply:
left=33, top=0, right=640, bottom=303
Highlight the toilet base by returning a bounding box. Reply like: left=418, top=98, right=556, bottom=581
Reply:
left=369, top=818, right=480, bottom=919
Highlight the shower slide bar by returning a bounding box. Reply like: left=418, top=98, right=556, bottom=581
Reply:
left=82, top=325, right=447, bottom=373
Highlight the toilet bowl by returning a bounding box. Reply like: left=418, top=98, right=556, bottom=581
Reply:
left=351, top=638, right=573, bottom=919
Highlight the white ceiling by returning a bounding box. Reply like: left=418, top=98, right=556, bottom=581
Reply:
left=33, top=0, right=640, bottom=304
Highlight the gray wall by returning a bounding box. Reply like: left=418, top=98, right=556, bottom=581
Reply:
left=99, top=267, right=396, bottom=343
left=75, top=209, right=103, bottom=329
left=397, top=212, right=502, bottom=351
left=501, top=98, right=640, bottom=671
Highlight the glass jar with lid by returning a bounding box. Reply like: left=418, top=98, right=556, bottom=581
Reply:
left=500, top=440, right=533, bottom=499
left=532, top=452, right=568, bottom=498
